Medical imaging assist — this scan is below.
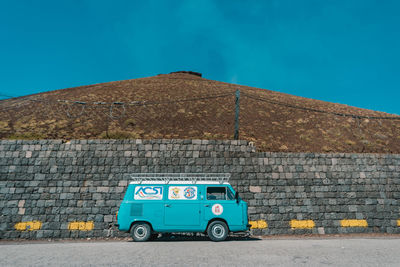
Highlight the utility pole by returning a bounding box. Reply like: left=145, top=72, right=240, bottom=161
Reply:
left=234, top=89, right=240, bottom=140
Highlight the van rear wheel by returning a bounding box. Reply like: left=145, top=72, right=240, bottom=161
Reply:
left=131, top=223, right=151, bottom=242
left=207, top=221, right=228, bottom=242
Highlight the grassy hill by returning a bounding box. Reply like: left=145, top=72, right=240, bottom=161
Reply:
left=1, top=71, right=399, bottom=153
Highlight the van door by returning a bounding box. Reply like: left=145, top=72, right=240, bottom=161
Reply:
left=203, top=185, right=243, bottom=227
left=164, top=185, right=201, bottom=228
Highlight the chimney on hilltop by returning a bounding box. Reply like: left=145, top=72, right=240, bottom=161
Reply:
left=170, top=71, right=202, bottom=77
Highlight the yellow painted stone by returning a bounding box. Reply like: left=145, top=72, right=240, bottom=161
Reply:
left=78, top=222, right=86, bottom=230
left=68, top=222, right=79, bottom=230
left=340, top=219, right=368, bottom=227
left=14, top=221, right=42, bottom=231
left=30, top=221, right=42, bottom=230
left=290, top=220, right=315, bottom=229
left=249, top=220, right=268, bottom=229
left=397, top=220, right=400, bottom=227
left=68, top=221, right=94, bottom=231
left=249, top=221, right=258, bottom=229
left=14, top=222, right=27, bottom=231
left=257, top=220, right=268, bottom=229
left=85, top=221, right=94, bottom=231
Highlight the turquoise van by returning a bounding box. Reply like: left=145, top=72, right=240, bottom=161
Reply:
left=116, top=173, right=250, bottom=242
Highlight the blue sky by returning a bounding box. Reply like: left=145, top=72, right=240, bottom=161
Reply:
left=1, top=0, right=399, bottom=114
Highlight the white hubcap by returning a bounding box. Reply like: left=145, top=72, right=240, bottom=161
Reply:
left=212, top=225, right=225, bottom=238
left=135, top=226, right=147, bottom=238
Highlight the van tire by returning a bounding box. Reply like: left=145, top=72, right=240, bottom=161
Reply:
left=207, top=221, right=228, bottom=242
left=130, top=223, right=151, bottom=242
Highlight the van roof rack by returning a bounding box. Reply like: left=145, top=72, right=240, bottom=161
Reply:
left=129, top=173, right=230, bottom=184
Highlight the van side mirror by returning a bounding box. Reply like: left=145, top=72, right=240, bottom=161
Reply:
left=235, top=192, right=239, bottom=203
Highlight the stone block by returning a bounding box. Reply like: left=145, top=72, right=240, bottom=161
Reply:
left=97, top=187, right=109, bottom=193
left=104, top=215, right=113, bottom=223
left=93, top=193, right=103, bottom=200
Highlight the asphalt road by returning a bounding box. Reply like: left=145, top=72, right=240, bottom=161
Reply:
left=1, top=236, right=400, bottom=266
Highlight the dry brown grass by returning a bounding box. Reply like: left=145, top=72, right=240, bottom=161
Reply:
left=1, top=72, right=399, bottom=153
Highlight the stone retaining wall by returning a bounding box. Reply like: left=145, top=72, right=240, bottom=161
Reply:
left=1, top=139, right=399, bottom=239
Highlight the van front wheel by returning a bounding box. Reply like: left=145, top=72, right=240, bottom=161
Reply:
left=207, top=221, right=228, bottom=242
left=131, top=223, right=151, bottom=242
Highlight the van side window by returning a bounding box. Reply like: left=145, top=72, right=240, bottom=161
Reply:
left=207, top=187, right=226, bottom=200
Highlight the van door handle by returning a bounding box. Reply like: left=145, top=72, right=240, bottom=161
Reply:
left=204, top=205, right=209, bottom=207
left=165, top=204, right=170, bottom=207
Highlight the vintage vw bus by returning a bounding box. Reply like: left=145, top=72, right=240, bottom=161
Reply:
left=116, top=173, right=249, bottom=242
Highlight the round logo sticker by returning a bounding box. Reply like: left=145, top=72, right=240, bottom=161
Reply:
left=184, top=187, right=196, bottom=199
left=212, top=204, right=223, bottom=215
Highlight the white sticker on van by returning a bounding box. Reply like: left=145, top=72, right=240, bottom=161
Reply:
left=134, top=186, right=163, bottom=200
left=212, top=204, right=223, bottom=215
left=168, top=186, right=197, bottom=200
